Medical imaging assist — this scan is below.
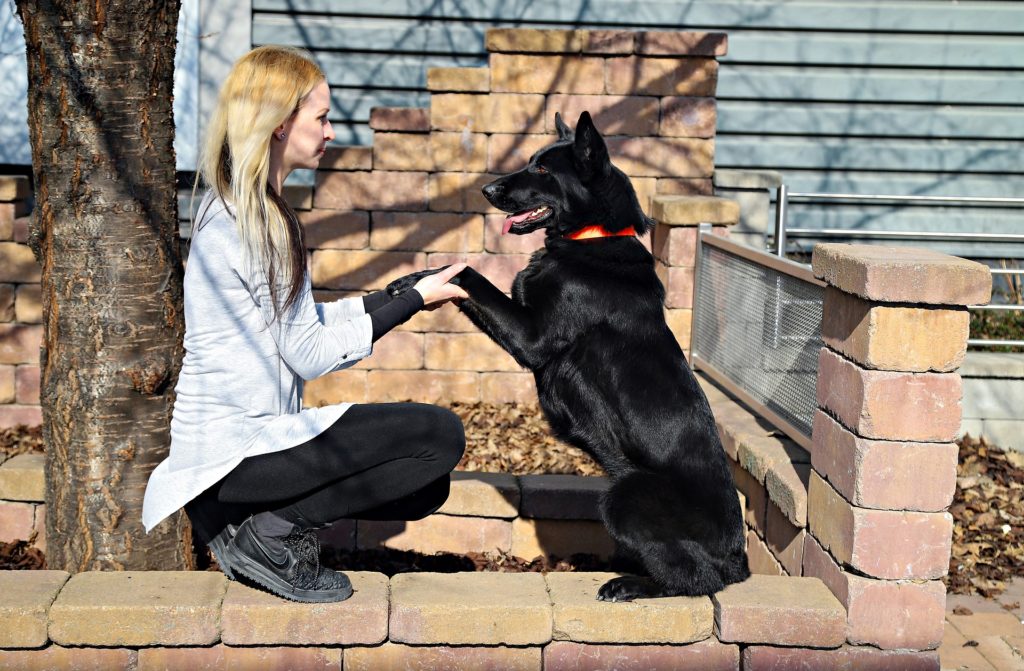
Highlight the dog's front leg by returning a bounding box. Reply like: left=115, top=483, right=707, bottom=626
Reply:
left=455, top=268, right=545, bottom=370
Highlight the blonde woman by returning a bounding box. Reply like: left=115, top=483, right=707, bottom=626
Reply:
left=142, top=46, right=468, bottom=603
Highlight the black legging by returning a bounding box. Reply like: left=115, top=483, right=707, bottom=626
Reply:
left=207, top=403, right=465, bottom=528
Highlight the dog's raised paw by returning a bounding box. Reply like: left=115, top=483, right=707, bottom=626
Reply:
left=385, top=266, right=451, bottom=297
left=597, top=576, right=667, bottom=602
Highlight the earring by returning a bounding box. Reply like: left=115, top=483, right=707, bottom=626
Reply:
left=278, top=132, right=286, bottom=140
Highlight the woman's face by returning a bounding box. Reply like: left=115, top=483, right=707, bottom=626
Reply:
left=280, top=80, right=335, bottom=172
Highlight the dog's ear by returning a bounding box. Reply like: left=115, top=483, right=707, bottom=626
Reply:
left=573, top=111, right=609, bottom=179
left=554, top=112, right=573, bottom=141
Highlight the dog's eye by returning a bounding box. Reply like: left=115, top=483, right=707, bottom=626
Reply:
left=533, top=165, right=548, bottom=174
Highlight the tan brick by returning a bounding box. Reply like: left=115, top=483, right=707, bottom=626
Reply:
left=431, top=131, right=489, bottom=173
left=0, top=364, right=13, bottom=402
left=807, top=471, right=952, bottom=580
left=299, top=208, right=369, bottom=250
left=735, top=431, right=809, bottom=486
left=0, top=176, right=29, bottom=201
left=745, top=528, right=785, bottom=576
left=660, top=97, right=717, bottom=138
left=486, top=28, right=584, bottom=54
left=972, top=636, right=1024, bottom=671
left=742, top=645, right=939, bottom=671
left=397, top=302, right=476, bottom=332
left=652, top=224, right=726, bottom=266
left=488, top=133, right=556, bottom=173
left=665, top=308, right=693, bottom=349
left=632, top=176, right=658, bottom=216
left=657, top=177, right=714, bottom=196
left=427, top=172, right=494, bottom=213
left=15, top=364, right=39, bottom=404
left=346, top=642, right=542, bottom=671
left=426, top=66, right=490, bottom=92
left=369, top=106, right=430, bottom=132
left=545, top=639, right=738, bottom=671
left=636, top=31, right=729, bottom=57
left=812, top=243, right=992, bottom=307
left=511, top=518, right=615, bottom=561
left=730, top=462, right=767, bottom=534
left=651, top=195, right=739, bottom=226
left=0, top=283, right=13, bottom=321
left=519, top=474, right=607, bottom=521
left=0, top=500, right=36, bottom=541
left=357, top=514, right=511, bottom=554
left=427, top=252, right=527, bottom=294
left=545, top=94, right=660, bottom=136
left=311, top=249, right=426, bottom=291
left=713, top=574, right=845, bottom=647
left=302, top=369, right=367, bottom=406
left=937, top=632, right=996, bottom=671
left=425, top=332, right=520, bottom=372
left=137, top=645, right=341, bottom=671
left=370, top=211, right=484, bottom=253
left=366, top=369, right=479, bottom=403
left=0, top=204, right=16, bottom=240
left=816, top=347, right=962, bottom=442
left=811, top=410, right=957, bottom=512
left=315, top=171, right=428, bottom=211
left=606, top=57, right=718, bottom=97
left=49, top=571, right=226, bottom=646
left=372, top=132, right=434, bottom=171
left=764, top=460, right=810, bottom=528
left=0, top=570, right=69, bottom=648
left=547, top=572, right=713, bottom=644
left=353, top=330, right=424, bottom=370
left=321, top=145, right=372, bottom=171
left=281, top=184, right=312, bottom=210
left=480, top=371, right=538, bottom=403
left=606, top=137, right=714, bottom=178
left=221, top=572, right=387, bottom=645
left=656, top=263, right=694, bottom=308
left=437, top=471, right=521, bottom=518
left=946, top=611, right=1024, bottom=641
left=13, top=284, right=42, bottom=324
left=0, top=452, right=44, bottom=502
left=802, top=534, right=945, bottom=650
left=390, top=572, right=552, bottom=645
left=0, top=646, right=135, bottom=671
left=822, top=286, right=970, bottom=372
left=0, top=404, right=42, bottom=428
left=13, top=216, right=30, bottom=243
left=581, top=30, right=636, bottom=55
left=0, top=242, right=40, bottom=283
left=431, top=93, right=546, bottom=133
left=764, top=501, right=804, bottom=576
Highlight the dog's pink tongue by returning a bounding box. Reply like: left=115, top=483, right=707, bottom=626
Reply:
left=502, top=211, right=532, bottom=235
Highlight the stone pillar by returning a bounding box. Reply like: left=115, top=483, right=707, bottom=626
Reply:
left=712, top=169, right=782, bottom=250
left=650, top=195, right=738, bottom=351
left=802, top=244, right=991, bottom=652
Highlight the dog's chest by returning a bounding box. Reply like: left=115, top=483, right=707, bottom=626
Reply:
left=512, top=249, right=549, bottom=304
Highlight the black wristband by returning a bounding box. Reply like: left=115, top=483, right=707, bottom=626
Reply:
left=369, top=290, right=424, bottom=341
left=362, top=290, right=392, bottom=313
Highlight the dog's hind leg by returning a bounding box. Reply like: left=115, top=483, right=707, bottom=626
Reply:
left=597, top=471, right=732, bottom=601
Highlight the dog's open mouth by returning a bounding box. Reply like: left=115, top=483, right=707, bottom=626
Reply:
left=502, top=205, right=552, bottom=234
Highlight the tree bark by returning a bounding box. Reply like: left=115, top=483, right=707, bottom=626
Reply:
left=16, top=0, right=191, bottom=570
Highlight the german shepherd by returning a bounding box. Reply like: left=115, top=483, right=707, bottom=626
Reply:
left=389, top=111, right=749, bottom=601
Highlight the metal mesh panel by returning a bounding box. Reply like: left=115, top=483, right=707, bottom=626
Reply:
left=692, top=243, right=824, bottom=440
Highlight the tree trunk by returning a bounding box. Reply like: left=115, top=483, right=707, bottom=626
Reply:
left=16, top=0, right=191, bottom=570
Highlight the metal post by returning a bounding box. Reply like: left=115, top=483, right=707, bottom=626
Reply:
left=774, top=184, right=788, bottom=257
left=689, top=222, right=713, bottom=370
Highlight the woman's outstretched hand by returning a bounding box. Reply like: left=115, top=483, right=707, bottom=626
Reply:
left=412, top=263, right=469, bottom=308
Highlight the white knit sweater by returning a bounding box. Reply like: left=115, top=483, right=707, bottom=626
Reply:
left=142, top=193, right=373, bottom=531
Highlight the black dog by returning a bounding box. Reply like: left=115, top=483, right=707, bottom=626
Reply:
left=389, top=111, right=749, bottom=601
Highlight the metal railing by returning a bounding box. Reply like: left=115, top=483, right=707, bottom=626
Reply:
left=773, top=187, right=1024, bottom=348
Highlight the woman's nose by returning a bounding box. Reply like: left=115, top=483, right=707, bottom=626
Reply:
left=325, top=121, right=336, bottom=142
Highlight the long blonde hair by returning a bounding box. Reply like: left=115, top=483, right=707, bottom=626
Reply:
left=196, top=45, right=324, bottom=318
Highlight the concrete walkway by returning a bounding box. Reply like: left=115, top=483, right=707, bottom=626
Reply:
left=941, top=578, right=1024, bottom=670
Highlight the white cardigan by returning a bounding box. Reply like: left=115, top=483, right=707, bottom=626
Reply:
left=142, top=193, right=373, bottom=531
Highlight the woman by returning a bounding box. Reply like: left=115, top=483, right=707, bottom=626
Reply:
left=142, top=46, right=468, bottom=603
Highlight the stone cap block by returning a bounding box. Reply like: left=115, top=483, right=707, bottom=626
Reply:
left=518, top=474, right=608, bottom=520
left=0, top=570, right=69, bottom=648
left=221, top=571, right=388, bottom=645
left=369, top=107, right=430, bottom=133
left=346, top=642, right=542, bottom=671
left=49, top=571, right=226, bottom=647
left=713, top=169, right=783, bottom=190
left=390, top=572, right=552, bottom=645
left=546, top=572, right=713, bottom=644
left=0, top=451, right=44, bottom=502
left=811, top=244, right=992, bottom=306
left=437, top=471, right=520, bottom=518
left=487, top=28, right=584, bottom=53
left=137, top=645, right=341, bottom=670
left=713, top=574, right=845, bottom=647
left=0, top=176, right=30, bottom=202
left=651, top=195, right=739, bottom=226
left=545, top=639, right=740, bottom=671
left=743, top=645, right=940, bottom=670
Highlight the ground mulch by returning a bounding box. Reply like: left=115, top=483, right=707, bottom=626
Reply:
left=3, top=405, right=1021, bottom=596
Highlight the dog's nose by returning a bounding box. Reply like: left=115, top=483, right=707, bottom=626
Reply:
left=482, top=182, right=501, bottom=201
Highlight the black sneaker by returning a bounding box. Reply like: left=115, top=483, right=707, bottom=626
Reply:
left=223, top=516, right=353, bottom=603
left=184, top=499, right=238, bottom=580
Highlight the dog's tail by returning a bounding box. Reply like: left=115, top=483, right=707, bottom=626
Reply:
left=601, top=470, right=749, bottom=596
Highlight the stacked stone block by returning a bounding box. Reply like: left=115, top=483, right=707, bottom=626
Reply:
left=803, top=243, right=991, bottom=652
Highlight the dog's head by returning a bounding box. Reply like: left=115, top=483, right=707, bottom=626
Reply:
left=482, top=111, right=655, bottom=238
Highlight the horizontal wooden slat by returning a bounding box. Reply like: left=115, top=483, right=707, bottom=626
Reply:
left=717, top=101, right=1024, bottom=140
left=715, top=136, right=1024, bottom=174
left=252, top=0, right=1024, bottom=34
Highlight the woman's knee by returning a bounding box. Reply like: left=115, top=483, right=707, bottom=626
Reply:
left=413, top=404, right=465, bottom=470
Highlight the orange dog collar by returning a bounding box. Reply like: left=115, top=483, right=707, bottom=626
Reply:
left=566, top=225, right=637, bottom=241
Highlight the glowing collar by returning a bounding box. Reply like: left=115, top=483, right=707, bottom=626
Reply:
left=565, top=224, right=637, bottom=241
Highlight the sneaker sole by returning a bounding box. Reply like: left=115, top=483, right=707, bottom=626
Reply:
left=222, top=543, right=353, bottom=604
left=207, top=528, right=236, bottom=581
